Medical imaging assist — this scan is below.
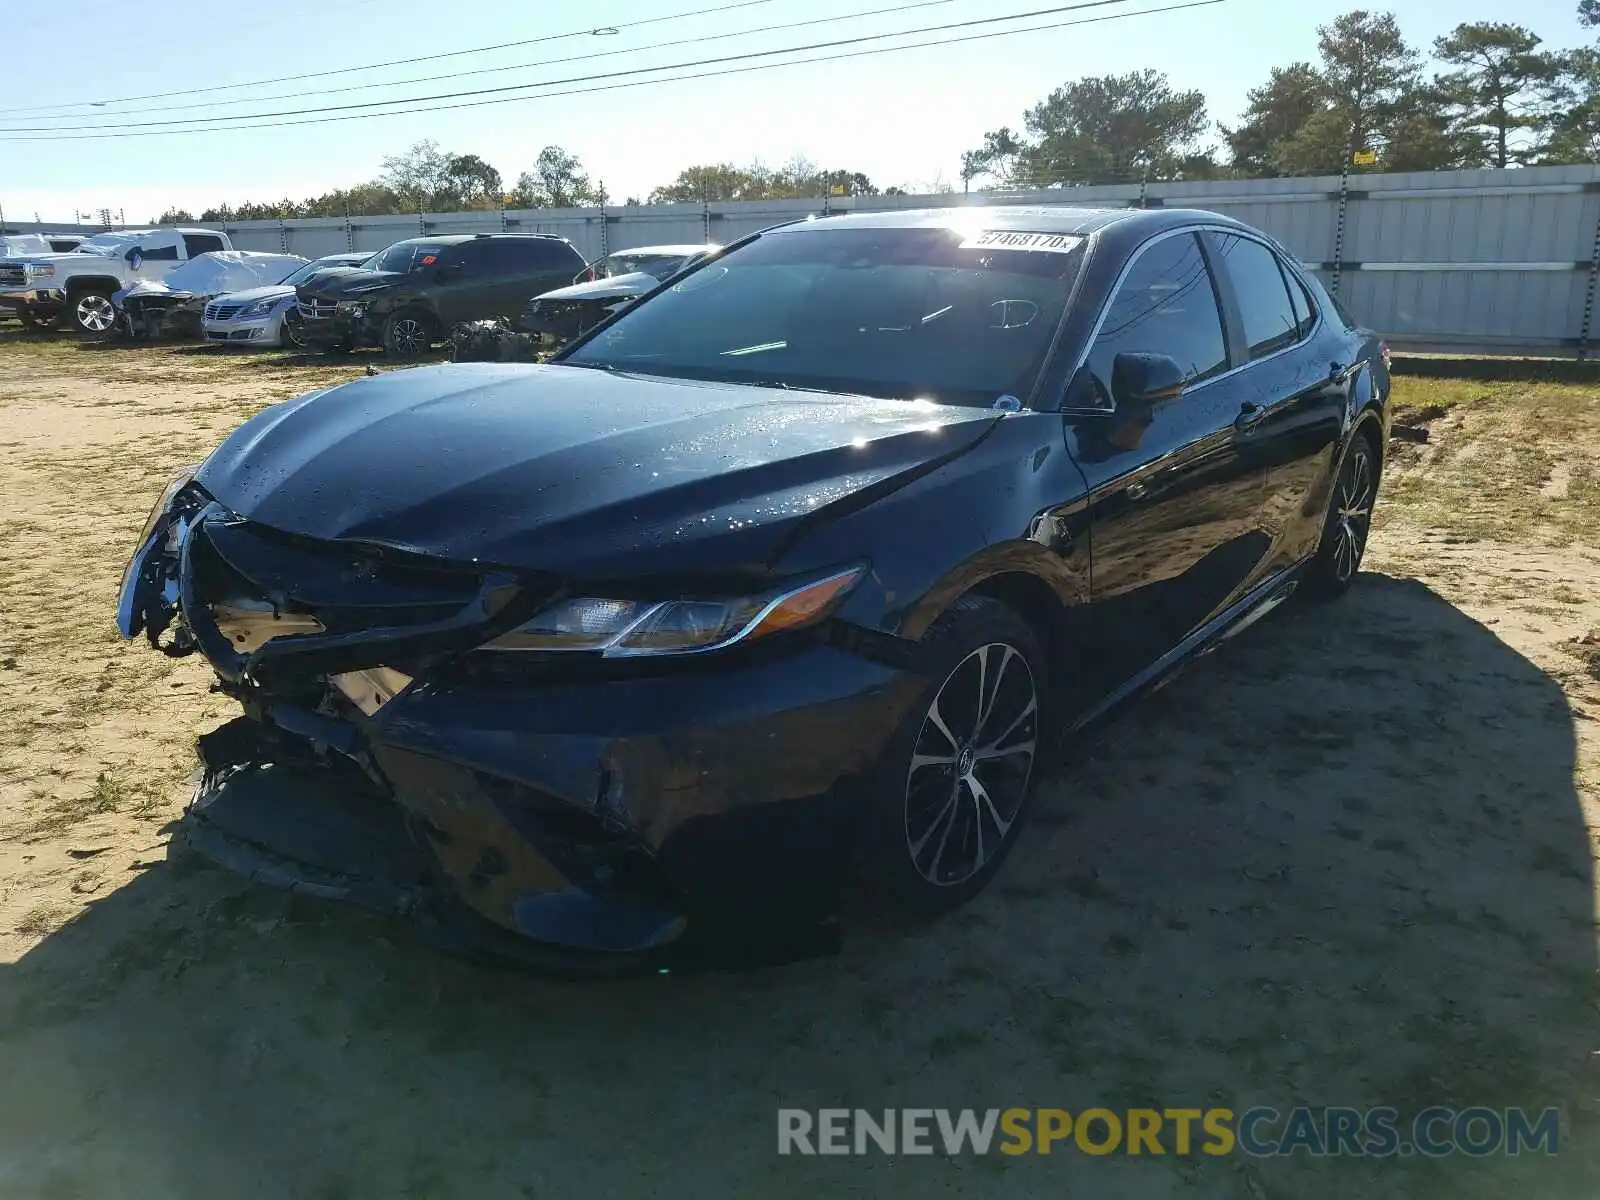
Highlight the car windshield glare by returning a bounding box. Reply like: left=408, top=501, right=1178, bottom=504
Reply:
left=596, top=254, right=686, bottom=281
left=75, top=235, right=133, bottom=255
left=561, top=226, right=1085, bottom=407
left=367, top=242, right=448, bottom=274
left=281, top=258, right=346, bottom=286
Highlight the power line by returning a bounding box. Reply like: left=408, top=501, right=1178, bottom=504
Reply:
left=0, top=0, right=1152, bottom=133
left=15, top=0, right=959, bottom=122
left=0, top=0, right=779, bottom=116
left=0, top=0, right=1225, bottom=142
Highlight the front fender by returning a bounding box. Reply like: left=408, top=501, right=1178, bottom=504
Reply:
left=776, top=412, right=1091, bottom=641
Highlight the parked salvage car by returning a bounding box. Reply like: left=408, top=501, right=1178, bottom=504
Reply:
left=295, top=233, right=587, bottom=357
left=0, top=226, right=231, bottom=332
left=115, top=251, right=308, bottom=341
left=116, top=207, right=1390, bottom=971
left=202, top=253, right=368, bottom=348
left=519, top=243, right=719, bottom=349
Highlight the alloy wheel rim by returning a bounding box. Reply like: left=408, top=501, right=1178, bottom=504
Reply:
left=904, top=642, right=1039, bottom=887
left=392, top=318, right=426, bottom=355
left=77, top=295, right=113, bottom=332
left=1333, top=447, right=1374, bottom=582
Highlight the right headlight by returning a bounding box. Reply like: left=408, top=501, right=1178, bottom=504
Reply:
left=483, top=566, right=864, bottom=657
left=24, top=263, right=54, bottom=278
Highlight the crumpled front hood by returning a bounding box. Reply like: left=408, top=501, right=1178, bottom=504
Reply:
left=212, top=284, right=294, bottom=306
left=195, top=363, right=1000, bottom=578
left=532, top=272, right=660, bottom=304
left=298, top=268, right=400, bottom=298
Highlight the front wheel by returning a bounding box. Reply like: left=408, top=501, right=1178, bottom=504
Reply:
left=1303, top=433, right=1378, bottom=600
left=70, top=287, right=117, bottom=335
left=279, top=308, right=306, bottom=349
left=382, top=310, right=433, bottom=358
left=856, top=595, right=1048, bottom=916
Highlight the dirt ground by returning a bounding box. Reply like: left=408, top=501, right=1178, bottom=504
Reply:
left=1, top=332, right=1598, bottom=1199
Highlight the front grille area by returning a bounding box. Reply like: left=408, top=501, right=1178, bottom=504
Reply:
left=296, top=292, right=338, bottom=320
left=0, top=265, right=27, bottom=288
left=205, top=302, right=244, bottom=322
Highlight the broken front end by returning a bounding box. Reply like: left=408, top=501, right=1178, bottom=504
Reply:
left=117, top=479, right=904, bottom=971
left=119, top=292, right=206, bottom=341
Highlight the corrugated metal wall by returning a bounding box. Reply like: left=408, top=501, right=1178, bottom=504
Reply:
left=12, top=165, right=1600, bottom=354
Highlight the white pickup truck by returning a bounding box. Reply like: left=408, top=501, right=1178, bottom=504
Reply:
left=0, top=226, right=233, bottom=332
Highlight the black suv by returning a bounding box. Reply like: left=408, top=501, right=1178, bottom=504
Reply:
left=295, top=233, right=587, bottom=356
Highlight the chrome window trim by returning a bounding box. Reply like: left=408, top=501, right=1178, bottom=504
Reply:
left=1059, top=223, right=1326, bottom=414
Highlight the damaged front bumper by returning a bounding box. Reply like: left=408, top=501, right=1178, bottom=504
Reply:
left=118, top=490, right=916, bottom=970
left=298, top=308, right=383, bottom=351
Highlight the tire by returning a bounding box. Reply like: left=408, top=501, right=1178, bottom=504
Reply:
left=279, top=308, right=306, bottom=350
left=382, top=309, right=433, bottom=358
left=855, top=595, right=1049, bottom=916
left=1302, top=430, right=1378, bottom=600
left=17, top=308, right=55, bottom=332
left=69, top=286, right=117, bottom=335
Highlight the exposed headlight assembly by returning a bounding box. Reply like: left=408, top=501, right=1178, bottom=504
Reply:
left=133, top=465, right=200, bottom=549
left=24, top=263, right=54, bottom=278
left=485, top=566, right=864, bottom=657
left=238, top=298, right=280, bottom=319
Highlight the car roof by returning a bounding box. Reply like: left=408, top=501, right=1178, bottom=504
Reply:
left=393, top=233, right=571, bottom=246
left=782, top=205, right=1245, bottom=238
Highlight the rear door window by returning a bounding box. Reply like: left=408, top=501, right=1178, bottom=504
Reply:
left=1211, top=233, right=1299, bottom=359
left=182, top=233, right=225, bottom=258
left=500, top=237, right=584, bottom=274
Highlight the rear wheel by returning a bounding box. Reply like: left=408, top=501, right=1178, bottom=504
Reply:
left=383, top=310, right=432, bottom=358
left=857, top=596, right=1048, bottom=916
left=70, top=287, right=116, bottom=335
left=1303, top=433, right=1378, bottom=599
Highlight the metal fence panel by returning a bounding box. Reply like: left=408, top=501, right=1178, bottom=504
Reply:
left=9, top=164, right=1598, bottom=354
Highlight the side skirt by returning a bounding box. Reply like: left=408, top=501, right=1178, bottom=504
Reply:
left=1068, top=560, right=1309, bottom=735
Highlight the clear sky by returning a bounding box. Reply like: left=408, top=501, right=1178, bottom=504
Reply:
left=1, top=0, right=1592, bottom=224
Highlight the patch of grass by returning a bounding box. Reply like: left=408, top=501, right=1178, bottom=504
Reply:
left=14, top=903, right=75, bottom=937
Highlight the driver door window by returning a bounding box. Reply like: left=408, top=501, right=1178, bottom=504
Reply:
left=1070, top=232, right=1228, bottom=409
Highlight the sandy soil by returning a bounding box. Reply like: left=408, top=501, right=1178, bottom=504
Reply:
left=1, top=334, right=1597, bottom=1198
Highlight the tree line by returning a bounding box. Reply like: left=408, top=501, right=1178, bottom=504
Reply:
left=963, top=7, right=1600, bottom=187
left=154, top=4, right=1600, bottom=224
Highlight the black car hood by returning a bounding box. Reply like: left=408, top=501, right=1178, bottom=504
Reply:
left=298, top=268, right=401, bottom=298
left=195, top=363, right=1002, bottom=577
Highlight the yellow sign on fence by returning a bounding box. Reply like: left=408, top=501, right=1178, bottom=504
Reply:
left=1352, top=149, right=1378, bottom=166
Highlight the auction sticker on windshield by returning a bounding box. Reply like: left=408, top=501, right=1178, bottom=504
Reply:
left=958, top=231, right=1084, bottom=253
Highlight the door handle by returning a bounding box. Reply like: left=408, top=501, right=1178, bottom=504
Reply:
left=1234, top=401, right=1267, bottom=432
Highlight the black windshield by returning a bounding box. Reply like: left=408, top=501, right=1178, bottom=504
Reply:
left=560, top=226, right=1085, bottom=407
left=367, top=241, right=449, bottom=274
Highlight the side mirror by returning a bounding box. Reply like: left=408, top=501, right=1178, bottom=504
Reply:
left=125, top=247, right=141, bottom=263
left=1111, top=352, right=1187, bottom=408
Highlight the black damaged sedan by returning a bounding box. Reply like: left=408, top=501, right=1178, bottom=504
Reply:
left=117, top=206, right=1390, bottom=970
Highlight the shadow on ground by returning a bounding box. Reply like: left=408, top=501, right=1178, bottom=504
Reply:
left=1, top=574, right=1593, bottom=1198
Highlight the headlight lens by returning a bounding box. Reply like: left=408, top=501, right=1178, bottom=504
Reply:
left=133, top=465, right=198, bottom=547
left=239, top=299, right=278, bottom=318
left=24, top=263, right=54, bottom=278
left=484, top=567, right=864, bottom=657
